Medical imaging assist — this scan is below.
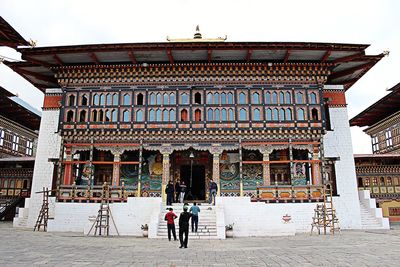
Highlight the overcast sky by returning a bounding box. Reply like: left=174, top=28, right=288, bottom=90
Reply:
left=1, top=0, right=399, bottom=154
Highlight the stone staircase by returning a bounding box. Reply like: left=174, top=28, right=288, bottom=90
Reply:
left=157, top=203, right=219, bottom=239
left=360, top=202, right=387, bottom=229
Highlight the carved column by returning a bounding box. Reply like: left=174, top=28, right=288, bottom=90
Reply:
left=112, top=153, right=121, bottom=186
left=137, top=143, right=143, bottom=197
left=259, top=146, right=273, bottom=186
left=311, top=145, right=322, bottom=185
left=160, top=146, right=172, bottom=202
left=63, top=147, right=73, bottom=185
left=210, top=146, right=223, bottom=197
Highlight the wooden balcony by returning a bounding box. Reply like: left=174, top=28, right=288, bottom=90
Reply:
left=254, top=185, right=325, bottom=203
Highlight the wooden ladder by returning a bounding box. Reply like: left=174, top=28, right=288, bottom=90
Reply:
left=311, top=183, right=341, bottom=235
left=87, top=184, right=119, bottom=236
left=34, top=187, right=50, bottom=232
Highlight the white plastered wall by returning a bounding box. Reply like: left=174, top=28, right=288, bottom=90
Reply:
left=323, top=88, right=362, bottom=229
left=14, top=89, right=62, bottom=228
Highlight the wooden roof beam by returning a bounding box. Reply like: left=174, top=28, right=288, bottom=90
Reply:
left=166, top=49, right=174, bottom=64
left=330, top=62, right=374, bottom=80
left=246, top=49, right=253, bottom=62
left=89, top=52, right=100, bottom=65
left=53, top=54, right=63, bottom=65
left=321, top=50, right=331, bottom=62
left=283, top=49, right=291, bottom=63
left=333, top=52, right=365, bottom=64
left=208, top=49, right=212, bottom=63
left=127, top=50, right=137, bottom=64
left=23, top=55, right=55, bottom=68
left=11, top=67, right=56, bottom=84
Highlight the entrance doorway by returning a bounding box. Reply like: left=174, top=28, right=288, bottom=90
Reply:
left=180, top=165, right=205, bottom=201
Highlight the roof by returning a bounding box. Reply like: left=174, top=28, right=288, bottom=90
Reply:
left=0, top=156, right=35, bottom=162
left=354, top=153, right=400, bottom=159
left=4, top=41, right=384, bottom=92
left=0, top=16, right=29, bottom=48
left=0, top=86, right=41, bottom=130
left=350, top=82, right=400, bottom=127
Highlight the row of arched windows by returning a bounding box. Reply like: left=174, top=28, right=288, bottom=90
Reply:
left=67, top=91, right=319, bottom=107
left=149, top=109, right=175, bottom=122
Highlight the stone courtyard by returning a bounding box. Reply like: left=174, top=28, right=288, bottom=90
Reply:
left=0, top=222, right=399, bottom=266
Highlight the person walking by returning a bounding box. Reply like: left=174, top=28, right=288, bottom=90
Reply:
left=208, top=179, right=218, bottom=205
left=165, top=180, right=174, bottom=206
left=179, top=181, right=187, bottom=203
left=178, top=205, right=192, bottom=248
left=174, top=180, right=181, bottom=203
left=164, top=208, right=178, bottom=241
left=189, top=202, right=200, bottom=233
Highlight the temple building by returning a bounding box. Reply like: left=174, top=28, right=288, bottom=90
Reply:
left=351, top=82, right=400, bottom=223
left=3, top=19, right=389, bottom=236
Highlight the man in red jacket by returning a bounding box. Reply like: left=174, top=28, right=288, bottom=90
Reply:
left=164, top=208, right=178, bottom=241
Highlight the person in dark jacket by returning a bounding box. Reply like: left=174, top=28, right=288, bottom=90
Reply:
left=175, top=180, right=181, bottom=203
left=165, top=180, right=174, bottom=206
left=178, top=205, right=192, bottom=248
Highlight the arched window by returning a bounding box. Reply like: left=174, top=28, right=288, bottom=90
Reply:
left=66, top=110, right=74, bottom=122
left=112, top=93, right=118, bottom=105
left=266, top=108, right=272, bottom=121
left=239, top=93, right=246, bottom=104
left=227, top=93, right=234, bottom=104
left=163, top=93, right=169, bottom=105
left=137, top=93, right=144, bottom=105
left=279, top=92, right=285, bottom=103
left=311, top=108, right=319, bottom=120
left=81, top=95, right=88, bottom=106
left=285, top=92, right=291, bottom=104
left=296, top=92, right=303, bottom=104
left=100, top=94, right=105, bottom=105
left=79, top=110, right=86, bottom=122
left=229, top=109, right=234, bottom=120
left=98, top=110, right=104, bottom=121
left=169, top=109, right=175, bottom=121
left=221, top=93, right=226, bottom=104
left=221, top=109, right=227, bottom=121
left=156, top=109, right=162, bottom=122
left=93, top=94, right=99, bottom=105
left=272, top=92, right=278, bottom=104
left=207, top=93, right=213, bottom=104
left=106, top=94, right=112, bottom=105
left=239, top=108, right=247, bottom=121
left=194, top=109, right=201, bottom=121
left=149, top=109, right=155, bottom=121
left=273, top=108, right=279, bottom=121
left=111, top=110, right=117, bottom=122
left=170, top=93, right=175, bottom=104
left=181, top=93, right=188, bottom=104
left=163, top=109, right=169, bottom=121
left=279, top=108, right=285, bottom=120
left=207, top=109, right=213, bottom=121
left=253, top=108, right=261, bottom=121
left=265, top=92, right=271, bottom=104
left=68, top=95, right=75, bottom=106
left=105, top=110, right=110, bottom=122
left=194, top=92, right=202, bottom=104
left=253, top=93, right=260, bottom=104
left=286, top=109, right=292, bottom=120
left=136, top=110, right=143, bottom=122
left=156, top=93, right=161, bottom=105
left=150, top=93, right=156, bottom=105
left=92, top=110, right=98, bottom=122
left=215, top=109, right=220, bottom=121
left=123, top=94, right=130, bottom=105
left=297, top=108, right=305, bottom=120
left=180, top=109, right=188, bottom=121
left=123, top=110, right=130, bottom=122
left=310, top=93, right=317, bottom=104
left=214, top=93, right=219, bottom=104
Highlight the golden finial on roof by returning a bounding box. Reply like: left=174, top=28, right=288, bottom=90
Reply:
left=167, top=26, right=227, bottom=42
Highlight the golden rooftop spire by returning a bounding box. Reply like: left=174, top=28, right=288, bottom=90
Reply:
left=166, top=26, right=227, bottom=42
